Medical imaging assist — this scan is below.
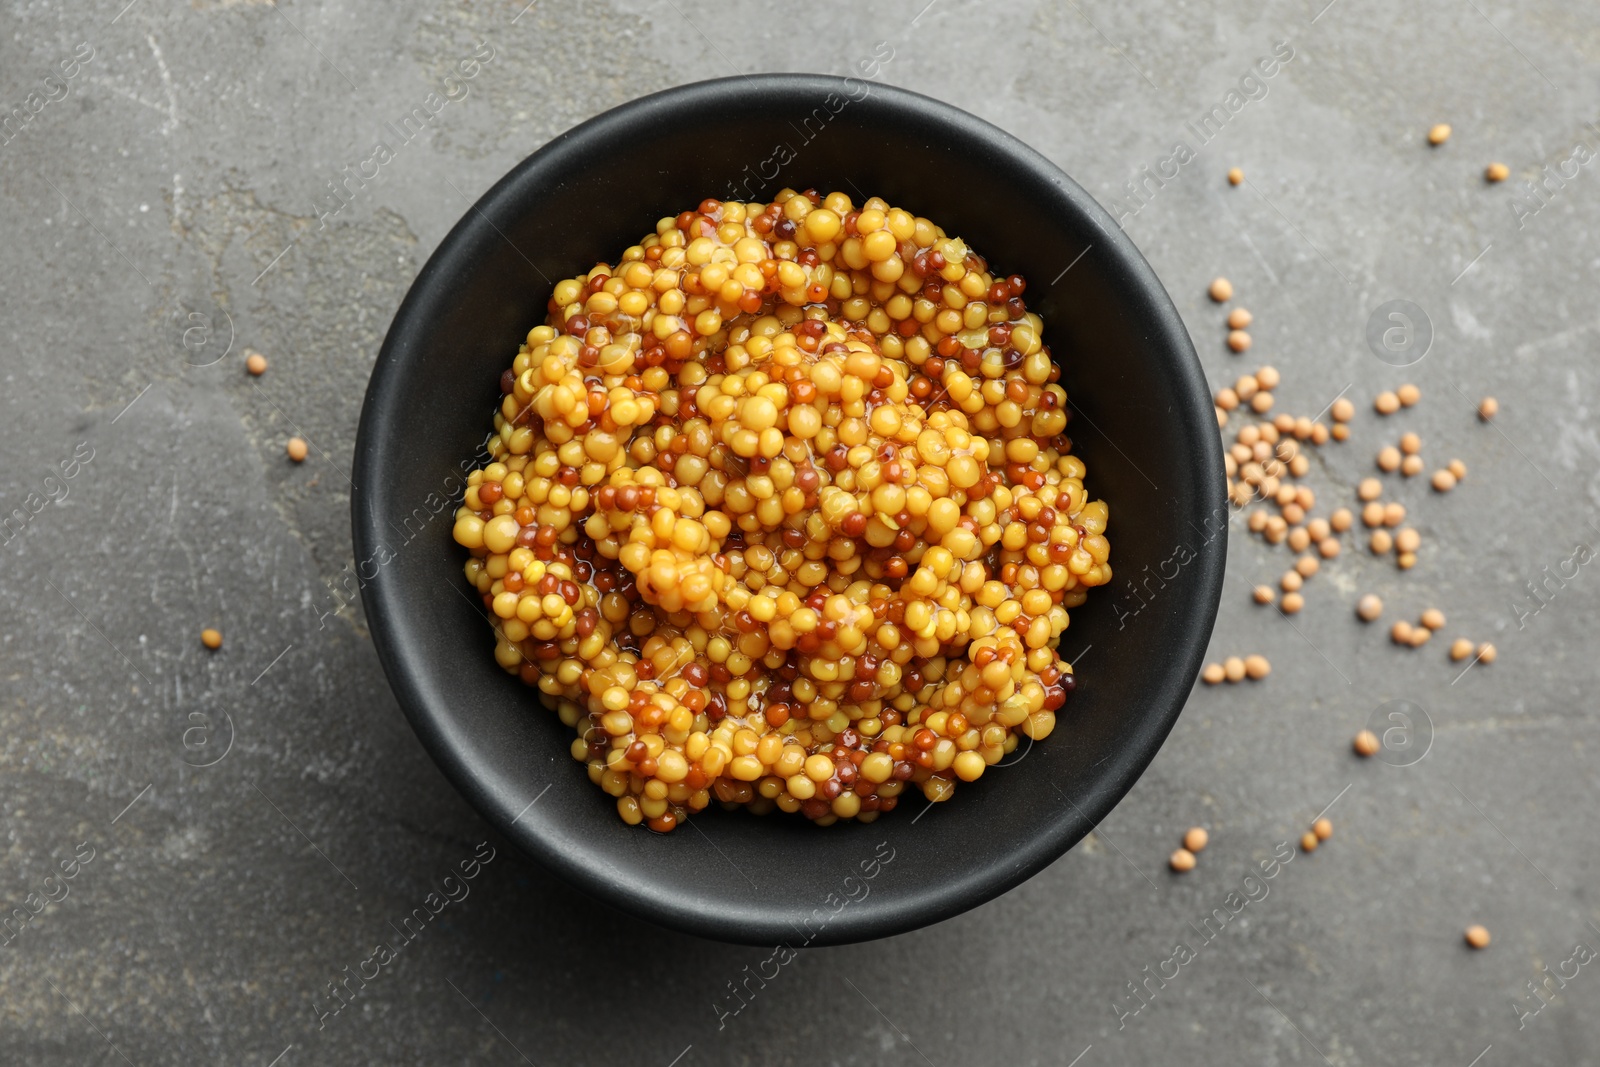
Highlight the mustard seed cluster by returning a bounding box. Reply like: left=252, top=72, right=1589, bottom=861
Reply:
left=452, top=189, right=1110, bottom=831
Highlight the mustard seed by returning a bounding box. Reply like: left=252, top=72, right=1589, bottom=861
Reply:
left=1420, top=608, right=1446, bottom=631
left=1253, top=585, right=1276, bottom=605
left=1227, top=167, right=1244, bottom=186
left=1318, top=537, right=1341, bottom=559
left=1223, top=656, right=1247, bottom=682
left=1375, top=391, right=1400, bottom=415
left=1362, top=502, right=1386, bottom=527
left=1229, top=330, right=1253, bottom=353
left=1255, top=364, right=1279, bottom=389
left=286, top=437, right=309, bottom=462
left=1357, top=594, right=1383, bottom=621
left=1288, top=528, right=1311, bottom=553
left=1251, top=390, right=1273, bottom=412
left=1353, top=729, right=1380, bottom=756
left=1428, top=123, right=1452, bottom=146
left=1383, top=502, right=1407, bottom=527
left=1358, top=478, right=1383, bottom=502
left=1477, top=642, right=1497, bottom=664
left=1485, top=162, right=1509, bottom=182
left=1431, top=469, right=1457, bottom=491
left=1450, top=638, right=1474, bottom=661
left=1310, top=422, right=1330, bottom=445
left=1170, top=848, right=1197, bottom=872
left=1216, top=387, right=1240, bottom=410
left=1408, top=625, right=1430, bottom=647
left=1465, top=925, right=1490, bottom=949
left=201, top=627, right=223, bottom=650
left=1331, top=423, right=1350, bottom=442
left=1331, top=397, right=1355, bottom=423
left=1283, top=570, right=1304, bottom=594
left=1448, top=458, right=1467, bottom=480
left=1281, top=591, right=1304, bottom=614
left=1202, top=663, right=1226, bottom=684
left=1478, top=396, right=1498, bottom=421
left=1377, top=446, right=1401, bottom=471
left=1300, top=831, right=1319, bottom=853
left=245, top=351, right=268, bottom=375
left=1235, top=375, right=1259, bottom=401
left=1228, top=307, right=1253, bottom=329
left=1185, top=826, right=1210, bottom=852
left=1244, top=654, right=1271, bottom=680
left=1391, top=620, right=1414, bottom=644
left=1401, top=455, right=1424, bottom=477
left=1312, top=817, right=1332, bottom=841
left=1296, top=554, right=1320, bottom=578
left=1397, top=550, right=1417, bottom=570
left=1399, top=432, right=1421, bottom=455
left=1210, top=277, right=1233, bottom=302
left=1395, top=527, right=1420, bottom=553
left=1397, top=383, right=1421, bottom=407
left=1330, top=508, right=1353, bottom=532
left=1370, top=529, right=1394, bottom=554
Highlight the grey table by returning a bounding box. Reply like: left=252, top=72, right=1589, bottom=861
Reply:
left=3, top=1, right=1598, bottom=1064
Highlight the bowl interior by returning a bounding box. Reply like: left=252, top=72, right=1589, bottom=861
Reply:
left=354, top=74, right=1225, bottom=945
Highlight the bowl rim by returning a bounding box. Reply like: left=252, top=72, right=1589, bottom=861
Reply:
left=353, top=72, right=1225, bottom=944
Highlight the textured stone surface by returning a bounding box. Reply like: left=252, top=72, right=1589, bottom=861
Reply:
left=3, top=1, right=1598, bottom=1063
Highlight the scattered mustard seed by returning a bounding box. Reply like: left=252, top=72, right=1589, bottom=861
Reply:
left=1296, top=554, right=1321, bottom=578
left=1228, top=307, right=1253, bottom=329
left=1485, top=162, right=1509, bottom=183
left=1312, top=817, right=1333, bottom=841
left=1300, top=831, right=1319, bottom=853
left=1420, top=608, right=1446, bottom=631
left=1253, top=585, right=1276, bottom=605
left=1377, top=446, right=1402, bottom=472
left=286, top=437, right=309, bottom=462
left=1244, top=654, right=1271, bottom=680
left=1171, top=848, right=1198, bottom=872
left=1432, top=469, right=1457, bottom=492
left=1383, top=502, right=1407, bottom=527
left=1477, top=642, right=1497, bottom=664
left=201, top=628, right=223, bottom=650
left=1223, top=656, right=1247, bottom=682
left=1210, top=277, right=1234, bottom=302
left=1330, top=397, right=1355, bottom=423
left=245, top=351, right=268, bottom=376
left=1318, top=537, right=1341, bottom=559
left=1428, top=123, right=1452, bottom=146
left=1399, top=432, right=1421, bottom=455
left=1229, top=330, right=1253, bottom=353
left=1408, top=625, right=1431, bottom=647
left=1401, top=454, right=1424, bottom=477
left=1448, top=458, right=1467, bottom=480
left=1370, top=529, right=1394, bottom=554
left=1330, top=508, right=1354, bottom=532
left=1250, top=390, right=1273, bottom=412
left=1281, top=591, right=1305, bottom=614
left=1362, top=502, right=1386, bottom=528
left=1282, top=570, right=1304, bottom=593
left=1375, top=391, right=1401, bottom=415
left=1358, top=477, right=1383, bottom=501
left=1185, top=827, right=1210, bottom=852
left=1202, top=663, right=1226, bottom=684
left=1392, top=620, right=1415, bottom=644
left=1255, top=365, right=1279, bottom=389
left=1395, top=527, right=1420, bottom=553
left=1397, top=383, right=1421, bottom=407
left=1450, top=638, right=1475, bottom=661
left=1331, top=423, right=1350, bottom=442
left=1397, top=550, right=1417, bottom=570
left=1227, top=167, right=1244, bottom=186
left=1354, top=729, right=1380, bottom=757
left=1465, top=924, right=1491, bottom=949
left=1478, top=396, right=1498, bottom=421
left=1357, top=594, right=1383, bottom=621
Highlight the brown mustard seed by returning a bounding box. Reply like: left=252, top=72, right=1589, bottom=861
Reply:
left=1478, top=396, right=1498, bottom=420
left=1185, top=826, right=1210, bottom=852
left=1331, top=397, right=1355, bottom=423
left=1391, top=620, right=1414, bottom=644
left=1428, top=123, right=1452, bottom=146
left=1450, top=637, right=1475, bottom=661
left=1448, top=458, right=1467, bottom=480
left=1370, top=529, right=1394, bottom=554
left=1485, top=162, right=1510, bottom=182
left=1465, top=924, right=1491, bottom=949
left=1229, top=330, right=1253, bottom=353
left=1375, top=391, right=1401, bottom=415
left=1244, top=654, right=1271, bottom=680
left=245, top=351, right=268, bottom=375
left=1282, top=571, right=1304, bottom=593
left=1395, top=527, right=1421, bottom=553
left=1330, top=507, right=1353, bottom=532
left=1223, top=656, right=1247, bottom=682
left=1377, top=446, right=1402, bottom=471
left=1227, top=167, right=1244, bottom=186
left=1397, top=550, right=1418, bottom=570
left=1362, top=502, right=1386, bottom=527
left=1420, top=608, right=1446, bottom=631
left=1477, top=642, right=1497, bottom=664
left=1253, top=585, right=1276, bottom=605
left=1397, top=383, right=1421, bottom=407
left=1399, top=432, right=1421, bottom=454
left=1318, top=537, right=1341, bottom=559
left=1312, top=817, right=1333, bottom=841
left=1210, top=277, right=1234, bottom=302
left=1296, top=554, right=1320, bottom=578
left=1300, top=831, right=1319, bottom=853
left=1432, top=469, right=1457, bottom=491
left=1401, top=455, right=1424, bottom=477
left=1353, top=729, right=1380, bottom=757
left=1216, top=387, right=1240, bottom=410
left=286, top=437, right=309, bottom=462
left=1228, top=307, right=1253, bottom=329
left=1255, top=365, right=1279, bottom=389
left=1281, top=591, right=1305, bottom=614
left=1408, top=625, right=1431, bottom=647
left=1358, top=477, right=1383, bottom=501
left=1384, top=502, right=1407, bottom=527
left=1357, top=594, right=1383, bottom=621
left=1331, top=423, right=1350, bottom=441
left=1202, top=663, right=1226, bottom=685
left=1170, top=848, right=1198, bottom=872
left=201, top=627, right=223, bottom=650
left=1250, top=390, right=1273, bottom=412
left=1235, top=375, right=1259, bottom=401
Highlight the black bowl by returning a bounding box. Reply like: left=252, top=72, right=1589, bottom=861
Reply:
left=353, top=73, right=1224, bottom=945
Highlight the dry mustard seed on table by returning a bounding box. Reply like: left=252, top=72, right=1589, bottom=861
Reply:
left=1397, top=383, right=1421, bottom=407
left=1478, top=396, right=1499, bottom=420
left=1229, top=330, right=1253, bottom=353
left=1282, top=571, right=1304, bottom=593
left=1450, top=637, right=1475, bottom=661
left=451, top=191, right=1099, bottom=831
left=245, top=351, right=268, bottom=375
left=1384, top=503, right=1407, bottom=527
left=1318, top=537, right=1341, bottom=559
left=1300, top=831, right=1319, bottom=853
left=1224, top=656, right=1247, bottom=682
left=1399, top=432, right=1421, bottom=454
left=1288, top=528, right=1311, bottom=553
left=1448, top=458, right=1467, bottom=480
left=1332, top=423, right=1350, bottom=441
left=1185, top=826, right=1210, bottom=852
left=1227, top=167, right=1244, bottom=186
left=1375, top=391, right=1401, bottom=415
left=1245, top=654, right=1271, bottom=680
left=1395, top=527, right=1421, bottom=553
left=1331, top=397, right=1355, bottom=422
left=1485, top=162, right=1509, bottom=182
left=1478, top=642, right=1498, bottom=664
left=1216, top=387, right=1240, bottom=411
left=1235, top=375, right=1259, bottom=400
left=1296, top=554, right=1320, bottom=578
left=1354, top=729, right=1380, bottom=756
left=1330, top=507, right=1353, bottom=532
left=1256, top=365, right=1279, bottom=389
left=1357, top=594, right=1383, bottom=621
left=1358, top=477, right=1382, bottom=501
left=1313, top=817, right=1333, bottom=841
left=1401, top=455, right=1424, bottom=477
left=200, top=628, right=223, bottom=650
left=1370, top=529, right=1394, bottom=554
left=1420, top=608, right=1446, bottom=631
left=1465, top=925, right=1491, bottom=949
left=1202, top=663, right=1226, bottom=684
left=1253, top=585, right=1276, bottom=605
left=1362, top=502, right=1386, bottom=527
left=1210, top=277, right=1234, bottom=302
left=1250, top=390, right=1273, bottom=412
left=1432, top=469, right=1457, bottom=492
left=1377, top=446, right=1402, bottom=472
left=1408, top=626, right=1431, bottom=647
left=286, top=437, right=309, bottom=462
left=1398, top=550, right=1417, bottom=570
left=1228, top=307, right=1253, bottom=329
left=1170, top=848, right=1197, bottom=872
left=1281, top=591, right=1305, bottom=614
left=1392, top=620, right=1415, bottom=644
left=1428, top=123, right=1452, bottom=145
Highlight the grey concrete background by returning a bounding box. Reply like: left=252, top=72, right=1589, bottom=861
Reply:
left=3, top=0, right=1598, bottom=1064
